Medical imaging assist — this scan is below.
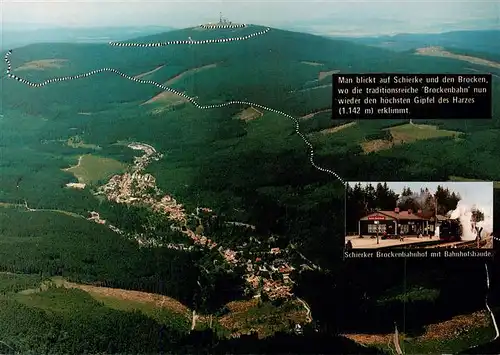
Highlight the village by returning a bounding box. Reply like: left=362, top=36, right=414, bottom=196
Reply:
left=86, top=141, right=302, bottom=301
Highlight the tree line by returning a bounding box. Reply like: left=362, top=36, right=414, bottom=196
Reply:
left=345, top=182, right=463, bottom=233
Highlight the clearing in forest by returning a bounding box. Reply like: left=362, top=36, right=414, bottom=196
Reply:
left=7, top=274, right=308, bottom=339
left=416, top=47, right=500, bottom=69
left=62, top=154, right=126, bottom=185
left=142, top=90, right=189, bottom=107
left=235, top=106, right=264, bottom=121
left=134, top=65, right=165, bottom=79
left=316, top=121, right=357, bottom=135
left=361, top=123, right=461, bottom=153
left=301, top=61, right=323, bottom=66
left=389, top=123, right=460, bottom=143
left=68, top=283, right=309, bottom=338
left=60, top=279, right=191, bottom=317
left=300, top=109, right=332, bottom=119
left=361, top=139, right=394, bottom=154
left=142, top=63, right=216, bottom=106
left=342, top=310, right=493, bottom=353
left=164, top=63, right=217, bottom=86
left=318, top=69, right=340, bottom=81
left=14, top=59, right=68, bottom=71
left=217, top=298, right=309, bottom=339
left=298, top=84, right=332, bottom=92
left=66, top=135, right=101, bottom=150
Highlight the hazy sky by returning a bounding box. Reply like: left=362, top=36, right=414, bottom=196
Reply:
left=349, top=181, right=494, bottom=211
left=2, top=0, right=499, bottom=35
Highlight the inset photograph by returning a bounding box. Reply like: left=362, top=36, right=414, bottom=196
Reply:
left=345, top=181, right=493, bottom=250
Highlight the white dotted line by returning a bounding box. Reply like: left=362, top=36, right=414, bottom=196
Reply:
left=109, top=27, right=268, bottom=47
left=200, top=24, right=247, bottom=29
left=4, top=46, right=346, bottom=185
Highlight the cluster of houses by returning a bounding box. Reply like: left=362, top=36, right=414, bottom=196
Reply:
left=99, top=172, right=157, bottom=204
left=241, top=245, right=296, bottom=300
left=88, top=211, right=106, bottom=224
left=244, top=254, right=295, bottom=300
left=128, top=142, right=162, bottom=171
left=91, top=141, right=301, bottom=301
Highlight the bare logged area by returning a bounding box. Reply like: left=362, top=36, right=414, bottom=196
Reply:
left=226, top=299, right=259, bottom=313
left=343, top=311, right=492, bottom=349
left=301, top=61, right=323, bottom=66
left=165, top=63, right=217, bottom=85
left=416, top=47, right=500, bottom=69
left=318, top=121, right=356, bottom=135
left=389, top=124, right=459, bottom=144
left=299, top=84, right=332, bottom=92
left=342, top=333, right=392, bottom=346
left=14, top=59, right=68, bottom=71
left=218, top=299, right=308, bottom=339
left=65, top=182, right=86, bottom=189
left=319, top=69, right=340, bottom=80
left=236, top=106, right=264, bottom=121
left=418, top=311, right=491, bottom=341
left=300, top=109, right=331, bottom=119
left=361, top=124, right=461, bottom=153
left=134, top=65, right=165, bottom=79
left=361, top=139, right=394, bottom=153
left=143, top=91, right=189, bottom=106
left=62, top=280, right=191, bottom=316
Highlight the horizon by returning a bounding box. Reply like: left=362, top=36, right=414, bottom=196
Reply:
left=3, top=0, right=499, bottom=36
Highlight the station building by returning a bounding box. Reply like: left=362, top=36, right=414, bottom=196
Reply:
left=358, top=208, right=448, bottom=237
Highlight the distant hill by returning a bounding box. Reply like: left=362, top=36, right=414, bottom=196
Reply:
left=280, top=15, right=500, bottom=38
left=330, top=30, right=500, bottom=54
left=0, top=25, right=176, bottom=50
left=3, top=25, right=497, bottom=118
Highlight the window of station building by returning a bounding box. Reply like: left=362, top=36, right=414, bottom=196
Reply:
left=368, top=224, right=386, bottom=233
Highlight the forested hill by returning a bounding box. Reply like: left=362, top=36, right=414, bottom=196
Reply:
left=332, top=29, right=500, bottom=54
left=2, top=24, right=497, bottom=118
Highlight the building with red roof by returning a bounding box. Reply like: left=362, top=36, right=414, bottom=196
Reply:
left=358, top=208, right=448, bottom=236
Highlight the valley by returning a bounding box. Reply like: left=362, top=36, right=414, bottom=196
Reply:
left=90, top=141, right=313, bottom=302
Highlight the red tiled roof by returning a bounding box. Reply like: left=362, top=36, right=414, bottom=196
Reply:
left=361, top=211, right=426, bottom=221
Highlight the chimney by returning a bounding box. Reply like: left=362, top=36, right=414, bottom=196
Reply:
left=418, top=209, right=422, bottom=214
left=394, top=207, right=399, bottom=213
left=408, top=209, right=412, bottom=214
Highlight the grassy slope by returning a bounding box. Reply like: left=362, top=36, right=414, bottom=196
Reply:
left=64, top=154, right=126, bottom=185
left=0, top=273, right=311, bottom=353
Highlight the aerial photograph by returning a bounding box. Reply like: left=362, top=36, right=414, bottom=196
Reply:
left=0, top=0, right=499, bottom=353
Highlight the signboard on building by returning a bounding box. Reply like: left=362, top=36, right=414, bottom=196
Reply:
left=368, top=215, right=386, bottom=220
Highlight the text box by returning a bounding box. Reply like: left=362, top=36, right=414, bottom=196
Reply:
left=344, top=249, right=495, bottom=259
left=332, top=74, right=492, bottom=119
